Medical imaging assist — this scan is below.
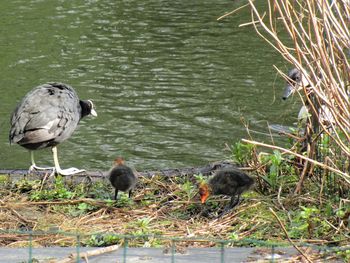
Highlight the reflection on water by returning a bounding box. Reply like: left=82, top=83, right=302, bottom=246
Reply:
left=0, top=0, right=298, bottom=170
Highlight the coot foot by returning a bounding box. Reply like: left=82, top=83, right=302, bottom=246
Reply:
left=29, top=164, right=55, bottom=172
left=52, top=146, right=85, bottom=176
left=217, top=210, right=230, bottom=218
left=217, top=207, right=234, bottom=218
left=216, top=196, right=241, bottom=218
left=228, top=195, right=240, bottom=209
left=29, top=152, right=54, bottom=173
left=55, top=167, right=86, bottom=176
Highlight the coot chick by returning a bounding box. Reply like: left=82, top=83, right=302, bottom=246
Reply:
left=199, top=167, right=254, bottom=212
left=9, top=82, right=97, bottom=175
left=108, top=157, right=137, bottom=200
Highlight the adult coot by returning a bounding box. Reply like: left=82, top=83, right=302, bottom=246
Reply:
left=108, top=157, right=137, bottom=200
left=199, top=167, right=254, bottom=212
left=282, top=68, right=334, bottom=124
left=9, top=82, right=97, bottom=175
left=282, top=68, right=311, bottom=100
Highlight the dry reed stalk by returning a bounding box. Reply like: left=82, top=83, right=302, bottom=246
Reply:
left=248, top=0, right=350, bottom=190
left=55, top=244, right=120, bottom=263
left=242, top=139, right=350, bottom=183
left=0, top=200, right=34, bottom=225
left=269, top=208, right=313, bottom=263
left=217, top=2, right=251, bottom=21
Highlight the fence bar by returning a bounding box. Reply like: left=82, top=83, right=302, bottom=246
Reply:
left=220, top=241, right=225, bottom=263
left=271, top=245, right=275, bottom=263
left=76, top=234, right=81, bottom=263
left=0, top=230, right=346, bottom=262
left=171, top=239, right=175, bottom=263
left=28, top=232, right=33, bottom=263
left=123, top=237, right=129, bottom=263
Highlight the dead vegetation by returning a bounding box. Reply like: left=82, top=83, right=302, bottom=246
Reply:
left=247, top=0, right=350, bottom=190
left=0, top=173, right=348, bottom=249
left=0, top=171, right=347, bottom=262
left=0, top=174, right=260, bottom=247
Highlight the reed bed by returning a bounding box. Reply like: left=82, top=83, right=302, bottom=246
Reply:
left=247, top=0, right=350, bottom=193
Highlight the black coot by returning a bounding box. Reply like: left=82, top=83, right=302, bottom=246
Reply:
left=282, top=68, right=334, bottom=124
left=108, top=157, right=137, bottom=200
left=199, top=167, right=254, bottom=212
left=282, top=68, right=310, bottom=100
left=9, top=82, right=97, bottom=175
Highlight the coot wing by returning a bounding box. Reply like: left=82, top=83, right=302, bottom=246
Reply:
left=10, top=83, right=81, bottom=145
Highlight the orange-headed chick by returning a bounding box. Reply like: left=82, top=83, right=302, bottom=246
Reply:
left=108, top=157, right=137, bottom=200
left=199, top=167, right=254, bottom=210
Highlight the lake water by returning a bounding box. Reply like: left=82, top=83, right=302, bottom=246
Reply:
left=0, top=0, right=299, bottom=171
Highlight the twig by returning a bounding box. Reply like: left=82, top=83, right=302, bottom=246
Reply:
left=239, top=13, right=266, bottom=27
left=55, top=244, right=120, bottom=263
left=269, top=208, right=313, bottom=263
left=294, top=155, right=310, bottom=194
left=0, top=200, right=33, bottom=225
left=217, top=3, right=250, bottom=21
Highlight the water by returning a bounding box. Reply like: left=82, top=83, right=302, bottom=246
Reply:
left=0, top=0, right=300, bottom=171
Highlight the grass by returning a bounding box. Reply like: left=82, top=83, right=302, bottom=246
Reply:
left=0, top=173, right=270, bottom=246
left=0, top=144, right=349, bottom=261
left=0, top=172, right=348, bottom=244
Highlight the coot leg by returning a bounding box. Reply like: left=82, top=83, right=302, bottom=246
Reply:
left=228, top=195, right=240, bottom=209
left=217, top=195, right=241, bottom=218
left=217, top=209, right=230, bottom=218
left=52, top=146, right=85, bottom=175
left=28, top=151, right=54, bottom=172
left=114, top=189, right=119, bottom=200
